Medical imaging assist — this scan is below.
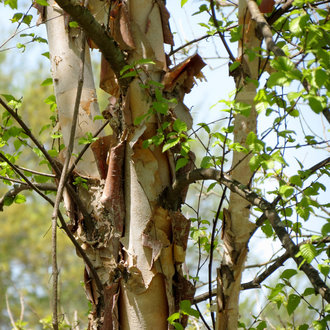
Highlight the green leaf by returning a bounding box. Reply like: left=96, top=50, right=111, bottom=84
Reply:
left=261, top=221, right=273, bottom=237
left=153, top=101, right=168, bottom=115
left=181, top=0, right=189, bottom=6
left=48, top=149, right=58, bottom=157
left=289, top=175, right=302, bottom=187
left=173, top=119, right=187, bottom=133
left=35, top=0, right=49, bottom=6
left=256, top=320, right=267, bottom=330
left=229, top=61, right=240, bottom=72
left=279, top=185, right=294, bottom=199
left=3, top=196, right=14, bottom=206
left=14, top=194, right=26, bottom=204
left=179, top=300, right=199, bottom=318
left=321, top=223, right=330, bottom=236
left=289, top=15, right=309, bottom=36
left=200, top=156, right=212, bottom=169
left=280, top=269, right=297, bottom=280
left=11, top=12, right=23, bottom=23
left=69, top=21, right=79, bottom=28
left=267, top=72, right=291, bottom=88
left=307, top=95, right=325, bottom=114
left=167, top=312, right=180, bottom=324
left=41, top=78, right=53, bottom=86
left=176, top=157, right=188, bottom=171
left=299, top=243, right=316, bottom=263
left=4, top=0, right=17, bottom=9
left=162, top=137, right=180, bottom=152
left=318, top=264, right=330, bottom=277
left=22, top=14, right=32, bottom=26
left=302, top=287, right=315, bottom=296
left=287, top=294, right=300, bottom=315
left=234, top=102, right=252, bottom=117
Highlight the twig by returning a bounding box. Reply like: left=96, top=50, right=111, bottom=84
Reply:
left=15, top=165, right=56, bottom=178
left=210, top=0, right=236, bottom=62
left=66, top=119, right=109, bottom=178
left=168, top=34, right=211, bottom=56
left=267, top=0, right=294, bottom=26
left=168, top=165, right=330, bottom=303
left=5, top=293, right=18, bottom=330
left=208, top=188, right=227, bottom=328
left=51, top=28, right=87, bottom=330
left=0, top=182, right=57, bottom=211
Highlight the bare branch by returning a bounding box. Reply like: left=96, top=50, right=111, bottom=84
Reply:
left=267, top=0, right=294, bottom=26
left=210, top=0, right=236, bottom=62
left=0, top=182, right=57, bottom=211
left=54, top=0, right=129, bottom=89
left=168, top=160, right=330, bottom=302
left=247, top=0, right=285, bottom=57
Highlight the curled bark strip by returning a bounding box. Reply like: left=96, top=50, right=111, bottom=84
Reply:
left=101, top=283, right=120, bottom=330
left=100, top=55, right=120, bottom=97
left=100, top=141, right=125, bottom=235
left=155, top=0, right=174, bottom=46
left=162, top=54, right=206, bottom=94
left=91, top=135, right=118, bottom=180
left=109, top=0, right=135, bottom=50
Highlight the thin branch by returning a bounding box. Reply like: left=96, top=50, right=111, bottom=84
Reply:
left=54, top=0, right=129, bottom=89
left=5, top=293, right=18, bottom=330
left=0, top=153, right=56, bottom=206
left=169, top=34, right=211, bottom=56
left=209, top=0, right=236, bottom=62
left=51, top=28, right=87, bottom=330
left=168, top=164, right=330, bottom=302
left=267, top=0, right=294, bottom=26
left=246, top=0, right=285, bottom=57
left=15, top=165, right=56, bottom=178
left=0, top=97, right=60, bottom=175
left=0, top=182, right=57, bottom=211
left=66, top=119, right=109, bottom=178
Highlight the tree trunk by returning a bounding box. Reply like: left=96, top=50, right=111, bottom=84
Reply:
left=45, top=1, right=198, bottom=328
left=216, top=0, right=260, bottom=328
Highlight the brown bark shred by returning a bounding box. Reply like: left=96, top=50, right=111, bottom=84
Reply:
left=100, top=55, right=120, bottom=97
left=91, top=135, right=117, bottom=180
left=109, top=0, right=135, bottom=50
left=155, top=0, right=174, bottom=45
left=101, top=140, right=126, bottom=235
left=101, top=283, right=120, bottom=330
left=163, top=54, right=206, bottom=93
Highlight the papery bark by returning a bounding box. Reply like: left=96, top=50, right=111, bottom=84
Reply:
left=216, top=0, right=259, bottom=328
left=46, top=0, right=103, bottom=179
left=46, top=0, right=202, bottom=328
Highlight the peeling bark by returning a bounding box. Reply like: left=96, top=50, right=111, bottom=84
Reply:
left=216, top=0, right=259, bottom=328
left=47, top=0, right=202, bottom=328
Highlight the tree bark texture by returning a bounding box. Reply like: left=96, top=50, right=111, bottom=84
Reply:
left=46, top=0, right=200, bottom=328
left=216, top=0, right=259, bottom=328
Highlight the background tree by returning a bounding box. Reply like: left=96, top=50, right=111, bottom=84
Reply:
left=0, top=0, right=329, bottom=329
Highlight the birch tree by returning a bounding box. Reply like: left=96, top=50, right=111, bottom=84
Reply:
left=0, top=0, right=329, bottom=329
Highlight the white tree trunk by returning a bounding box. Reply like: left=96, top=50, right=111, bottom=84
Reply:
left=217, top=0, right=259, bottom=328
left=46, top=0, right=103, bottom=178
